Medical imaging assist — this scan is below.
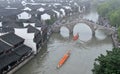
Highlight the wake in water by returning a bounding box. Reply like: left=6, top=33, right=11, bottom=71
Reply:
left=71, top=39, right=89, bottom=49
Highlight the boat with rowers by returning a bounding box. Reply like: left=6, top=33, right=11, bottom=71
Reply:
left=73, top=33, right=79, bottom=41
left=57, top=50, right=71, bottom=68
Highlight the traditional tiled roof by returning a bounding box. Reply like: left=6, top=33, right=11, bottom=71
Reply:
left=2, top=21, right=24, bottom=28
left=8, top=3, right=24, bottom=9
left=0, top=9, right=22, bottom=17
left=1, top=15, right=18, bottom=22
left=25, top=24, right=40, bottom=33
left=43, top=10, right=57, bottom=16
left=0, top=32, right=24, bottom=47
left=35, top=22, right=43, bottom=27
left=0, top=52, right=20, bottom=70
left=0, top=27, right=14, bottom=33
left=34, top=31, right=42, bottom=44
left=0, top=40, right=12, bottom=53
left=14, top=44, right=32, bottom=56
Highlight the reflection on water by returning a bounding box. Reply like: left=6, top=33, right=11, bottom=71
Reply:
left=14, top=7, right=113, bottom=74
left=14, top=33, right=113, bottom=74
left=95, top=30, right=107, bottom=40
left=73, top=23, right=92, bottom=42
left=60, top=26, right=70, bottom=38
left=14, top=19, right=112, bottom=74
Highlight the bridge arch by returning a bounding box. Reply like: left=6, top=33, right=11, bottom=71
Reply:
left=73, top=23, right=92, bottom=33
left=64, top=20, right=96, bottom=36
left=52, top=18, right=114, bottom=36
left=60, top=26, right=70, bottom=37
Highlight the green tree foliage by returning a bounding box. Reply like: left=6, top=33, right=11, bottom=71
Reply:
left=97, top=0, right=120, bottom=26
left=45, top=17, right=56, bottom=25
left=92, top=48, right=120, bottom=74
left=94, top=1, right=120, bottom=73
left=97, top=2, right=110, bottom=17
left=109, top=9, right=120, bottom=26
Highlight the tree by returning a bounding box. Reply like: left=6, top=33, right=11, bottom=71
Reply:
left=97, top=0, right=120, bottom=27
left=97, top=2, right=110, bottom=17
left=45, top=17, right=56, bottom=25
left=94, top=1, right=120, bottom=73
left=92, top=48, right=120, bottom=74
left=109, top=9, right=120, bottom=26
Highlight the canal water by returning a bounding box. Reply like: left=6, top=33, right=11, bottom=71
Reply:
left=14, top=8, right=113, bottom=74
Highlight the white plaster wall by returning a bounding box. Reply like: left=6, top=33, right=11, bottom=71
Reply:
left=52, top=9, right=60, bottom=18
left=60, top=8, right=65, bottom=17
left=41, top=13, right=51, bottom=20
left=14, top=28, right=37, bottom=54
left=23, top=7, right=32, bottom=11
left=23, top=23, right=35, bottom=27
left=37, top=8, right=45, bottom=12
left=17, top=12, right=31, bottom=19
left=0, top=22, right=2, bottom=27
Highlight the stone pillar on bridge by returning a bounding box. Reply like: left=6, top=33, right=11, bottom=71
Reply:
left=66, top=24, right=74, bottom=35
left=69, top=30, right=73, bottom=35
left=92, top=31, right=95, bottom=37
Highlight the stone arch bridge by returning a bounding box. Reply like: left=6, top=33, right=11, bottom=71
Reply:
left=51, top=18, right=115, bottom=36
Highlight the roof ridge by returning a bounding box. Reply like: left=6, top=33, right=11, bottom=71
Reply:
left=0, top=38, right=13, bottom=47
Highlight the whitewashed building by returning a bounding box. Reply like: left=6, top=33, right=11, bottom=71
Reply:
left=14, top=28, right=37, bottom=54
left=63, top=6, right=72, bottom=10
left=0, top=22, right=2, bottom=27
left=52, top=9, right=60, bottom=18
left=23, top=23, right=35, bottom=27
left=21, top=1, right=27, bottom=6
left=41, top=13, right=51, bottom=20
left=37, top=7, right=45, bottom=12
left=23, top=7, right=32, bottom=11
left=17, top=11, right=31, bottom=19
left=60, top=8, right=65, bottom=17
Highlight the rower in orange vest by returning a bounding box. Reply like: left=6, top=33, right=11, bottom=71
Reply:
left=73, top=33, right=79, bottom=41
